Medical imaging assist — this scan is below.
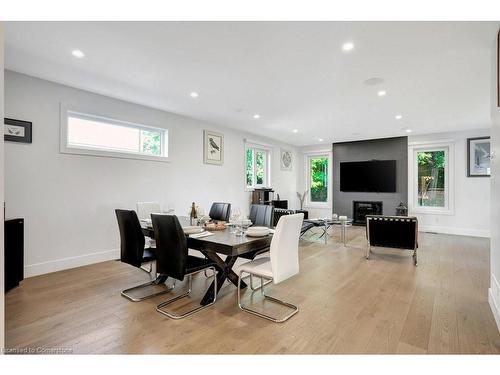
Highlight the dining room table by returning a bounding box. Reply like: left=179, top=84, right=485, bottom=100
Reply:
left=141, top=216, right=273, bottom=306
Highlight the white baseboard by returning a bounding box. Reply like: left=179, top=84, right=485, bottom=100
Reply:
left=24, top=249, right=119, bottom=278
left=419, top=225, right=490, bottom=238
left=489, top=273, right=500, bottom=334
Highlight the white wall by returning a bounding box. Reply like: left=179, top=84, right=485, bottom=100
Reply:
left=408, top=129, right=491, bottom=238
left=4, top=71, right=298, bottom=277
left=0, top=23, right=5, bottom=352
left=489, top=31, right=500, bottom=333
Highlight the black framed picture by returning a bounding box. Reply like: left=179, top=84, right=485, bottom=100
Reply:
left=4, top=118, right=32, bottom=143
left=467, top=136, right=490, bottom=177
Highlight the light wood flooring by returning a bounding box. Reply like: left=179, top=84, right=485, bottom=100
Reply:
left=5, top=226, right=500, bottom=354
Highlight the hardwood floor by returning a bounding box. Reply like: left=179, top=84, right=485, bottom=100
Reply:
left=5, top=227, right=500, bottom=354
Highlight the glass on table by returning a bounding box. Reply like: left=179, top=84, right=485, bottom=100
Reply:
left=229, top=207, right=241, bottom=234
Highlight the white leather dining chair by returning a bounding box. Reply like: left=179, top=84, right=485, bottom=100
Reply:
left=136, top=202, right=162, bottom=222
left=237, top=213, right=304, bottom=323
left=136, top=202, right=162, bottom=253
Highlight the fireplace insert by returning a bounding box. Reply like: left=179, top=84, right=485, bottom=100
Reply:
left=353, top=201, right=383, bottom=225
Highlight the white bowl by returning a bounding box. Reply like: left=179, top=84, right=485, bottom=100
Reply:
left=246, top=231, right=270, bottom=237
left=183, top=226, right=204, bottom=235
left=247, top=226, right=269, bottom=232
left=246, top=227, right=270, bottom=237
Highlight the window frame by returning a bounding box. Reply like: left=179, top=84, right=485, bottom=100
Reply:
left=244, top=142, right=272, bottom=191
left=408, top=141, right=454, bottom=215
left=60, top=105, right=169, bottom=162
left=304, top=150, right=332, bottom=209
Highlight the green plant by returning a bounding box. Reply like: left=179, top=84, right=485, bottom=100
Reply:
left=310, top=157, right=328, bottom=202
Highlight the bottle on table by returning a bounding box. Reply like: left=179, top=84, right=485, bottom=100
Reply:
left=190, top=202, right=198, bottom=226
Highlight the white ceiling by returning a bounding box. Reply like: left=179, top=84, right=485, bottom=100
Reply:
left=4, top=21, right=498, bottom=146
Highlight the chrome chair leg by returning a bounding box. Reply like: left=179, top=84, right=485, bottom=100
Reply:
left=366, top=244, right=371, bottom=259
left=140, top=261, right=154, bottom=276
left=238, top=271, right=298, bottom=323
left=156, top=267, right=217, bottom=319
left=249, top=274, right=272, bottom=291
left=204, top=268, right=215, bottom=277
left=121, top=274, right=174, bottom=302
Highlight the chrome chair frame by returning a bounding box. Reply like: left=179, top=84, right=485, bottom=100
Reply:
left=156, top=266, right=217, bottom=319
left=121, top=273, right=174, bottom=302
left=140, top=260, right=154, bottom=275
left=237, top=270, right=298, bottom=323
left=249, top=274, right=272, bottom=291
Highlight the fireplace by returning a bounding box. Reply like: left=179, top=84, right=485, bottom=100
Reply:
left=353, top=201, right=383, bottom=225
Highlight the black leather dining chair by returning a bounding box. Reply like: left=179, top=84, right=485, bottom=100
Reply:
left=249, top=204, right=274, bottom=228
left=209, top=202, right=231, bottom=222
left=115, top=209, right=173, bottom=302
left=152, top=214, right=218, bottom=319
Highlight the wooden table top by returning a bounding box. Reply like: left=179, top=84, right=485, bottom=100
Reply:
left=142, top=216, right=272, bottom=257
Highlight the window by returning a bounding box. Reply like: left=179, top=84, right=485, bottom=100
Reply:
left=417, top=150, right=445, bottom=207
left=304, top=152, right=331, bottom=207
left=410, top=142, right=454, bottom=214
left=61, top=110, right=168, bottom=161
left=245, top=145, right=270, bottom=189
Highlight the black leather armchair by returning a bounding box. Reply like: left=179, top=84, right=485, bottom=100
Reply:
left=366, top=215, right=419, bottom=265
left=274, top=208, right=314, bottom=236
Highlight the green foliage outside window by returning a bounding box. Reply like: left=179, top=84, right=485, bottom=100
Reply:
left=141, top=130, right=161, bottom=156
left=256, top=151, right=265, bottom=185
left=246, top=149, right=254, bottom=186
left=417, top=150, right=445, bottom=207
left=310, top=157, right=328, bottom=202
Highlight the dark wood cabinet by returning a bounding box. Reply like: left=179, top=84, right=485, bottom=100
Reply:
left=251, top=188, right=274, bottom=205
left=5, top=218, right=24, bottom=292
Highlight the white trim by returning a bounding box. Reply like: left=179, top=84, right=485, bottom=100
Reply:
left=408, top=139, right=455, bottom=146
left=59, top=103, right=170, bottom=162
left=419, top=225, right=490, bottom=238
left=304, top=150, right=332, bottom=209
left=302, top=148, right=331, bottom=154
left=24, top=248, right=119, bottom=277
left=489, top=273, right=500, bottom=334
left=243, top=138, right=275, bottom=149
left=408, top=141, right=455, bottom=215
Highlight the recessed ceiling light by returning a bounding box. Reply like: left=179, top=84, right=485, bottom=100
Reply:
left=72, top=49, right=85, bottom=58
left=342, top=42, right=354, bottom=52
left=363, top=77, right=384, bottom=86
left=406, top=129, right=412, bottom=133
left=253, top=114, right=260, bottom=119
left=190, top=92, right=199, bottom=98
left=293, top=129, right=299, bottom=133
left=377, top=90, right=387, bottom=97
left=318, top=138, right=324, bottom=142
left=395, top=115, right=403, bottom=120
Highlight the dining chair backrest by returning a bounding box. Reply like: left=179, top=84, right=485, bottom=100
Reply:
left=151, top=214, right=188, bottom=281
left=269, top=213, right=304, bottom=284
left=249, top=204, right=274, bottom=228
left=209, top=202, right=231, bottom=222
left=136, top=202, right=161, bottom=221
left=115, top=209, right=146, bottom=268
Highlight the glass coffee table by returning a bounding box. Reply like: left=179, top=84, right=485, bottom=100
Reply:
left=303, top=218, right=353, bottom=245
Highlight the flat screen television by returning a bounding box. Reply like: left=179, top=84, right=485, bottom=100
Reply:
left=340, top=160, right=396, bottom=192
